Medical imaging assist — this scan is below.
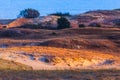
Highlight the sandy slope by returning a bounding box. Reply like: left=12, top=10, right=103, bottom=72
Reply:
left=0, top=46, right=120, bottom=70
left=0, top=28, right=119, bottom=70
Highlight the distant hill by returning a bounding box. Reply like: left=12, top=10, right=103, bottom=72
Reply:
left=1, top=9, right=120, bottom=28
left=71, top=9, right=120, bottom=27
left=7, top=16, right=60, bottom=29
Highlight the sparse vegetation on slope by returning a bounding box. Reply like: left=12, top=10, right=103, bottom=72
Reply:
left=0, top=59, right=32, bottom=70
left=0, top=69, right=120, bottom=80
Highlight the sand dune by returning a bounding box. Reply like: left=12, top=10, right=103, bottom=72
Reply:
left=0, top=46, right=119, bottom=70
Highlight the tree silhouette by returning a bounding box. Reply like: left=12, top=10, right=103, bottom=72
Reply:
left=18, top=8, right=40, bottom=18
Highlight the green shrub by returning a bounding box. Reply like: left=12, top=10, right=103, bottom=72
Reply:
left=79, top=24, right=85, bottom=28
left=18, top=8, right=40, bottom=18
left=57, top=17, right=71, bottom=29
left=114, top=23, right=120, bottom=27
left=51, top=32, right=57, bottom=35
left=49, top=12, right=71, bottom=17
left=88, top=22, right=101, bottom=27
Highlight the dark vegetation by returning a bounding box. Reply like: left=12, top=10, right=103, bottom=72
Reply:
left=0, top=69, right=120, bottom=80
left=18, top=8, right=40, bottom=18
left=18, top=24, right=42, bottom=29
left=57, top=17, right=71, bottom=29
left=88, top=22, right=101, bottom=27
left=79, top=24, right=86, bottom=28
left=112, top=19, right=120, bottom=26
left=49, top=12, right=71, bottom=17
left=0, top=29, right=23, bottom=37
left=51, top=32, right=57, bottom=35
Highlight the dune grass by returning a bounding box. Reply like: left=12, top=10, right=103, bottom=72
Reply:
left=0, top=69, right=120, bottom=80
left=0, top=59, right=32, bottom=70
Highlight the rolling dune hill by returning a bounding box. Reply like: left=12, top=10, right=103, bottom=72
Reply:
left=0, top=28, right=119, bottom=53
left=0, top=9, right=120, bottom=29
left=71, top=9, right=120, bottom=27
left=0, top=27, right=119, bottom=70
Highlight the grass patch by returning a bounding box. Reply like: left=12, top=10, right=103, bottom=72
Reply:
left=0, top=69, right=120, bottom=80
left=0, top=59, right=32, bottom=70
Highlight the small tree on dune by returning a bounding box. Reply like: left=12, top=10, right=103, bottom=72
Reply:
left=18, top=8, right=40, bottom=18
left=57, top=17, right=71, bottom=29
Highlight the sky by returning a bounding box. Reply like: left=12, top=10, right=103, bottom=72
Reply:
left=0, top=0, right=120, bottom=19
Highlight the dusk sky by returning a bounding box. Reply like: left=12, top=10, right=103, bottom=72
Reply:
left=0, top=0, right=120, bottom=19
